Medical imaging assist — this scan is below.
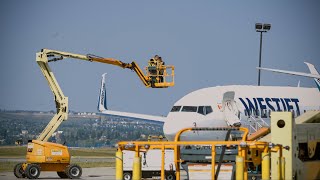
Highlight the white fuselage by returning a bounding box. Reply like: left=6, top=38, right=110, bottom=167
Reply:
left=163, top=85, right=320, bottom=141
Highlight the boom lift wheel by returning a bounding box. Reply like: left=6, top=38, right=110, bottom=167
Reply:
left=57, top=171, right=69, bottom=178
left=25, top=164, right=41, bottom=179
left=65, top=164, right=82, bottom=179
left=13, top=163, right=25, bottom=178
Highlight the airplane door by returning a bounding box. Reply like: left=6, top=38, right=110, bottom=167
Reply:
left=222, top=91, right=241, bottom=127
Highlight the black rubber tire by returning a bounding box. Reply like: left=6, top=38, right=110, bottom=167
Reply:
left=25, top=164, right=41, bottom=179
left=13, top=163, right=26, bottom=178
left=123, top=172, right=132, bottom=180
left=166, top=173, right=176, bottom=180
left=57, top=171, right=68, bottom=178
left=65, top=164, right=82, bottom=179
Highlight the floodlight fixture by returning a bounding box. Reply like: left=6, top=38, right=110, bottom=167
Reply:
left=255, top=23, right=263, bottom=30
left=263, top=24, right=271, bottom=31
left=256, top=23, right=271, bottom=32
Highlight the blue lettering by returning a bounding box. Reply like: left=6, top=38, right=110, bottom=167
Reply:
left=291, top=98, right=300, bottom=116
left=280, top=98, right=287, bottom=111
left=257, top=98, right=266, bottom=110
left=271, top=98, right=281, bottom=111
left=284, top=98, right=293, bottom=111
left=239, top=97, right=301, bottom=117
left=253, top=98, right=258, bottom=110
left=239, top=98, right=250, bottom=115
left=265, top=98, right=275, bottom=111
left=252, top=98, right=259, bottom=115
left=239, top=98, right=258, bottom=116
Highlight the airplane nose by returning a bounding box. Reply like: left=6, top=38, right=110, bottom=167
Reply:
left=163, top=115, right=192, bottom=140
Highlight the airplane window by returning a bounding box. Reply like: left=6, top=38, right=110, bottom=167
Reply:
left=170, top=106, right=181, bottom=112
left=197, top=106, right=205, bottom=115
left=205, top=106, right=213, bottom=115
left=181, top=106, right=197, bottom=112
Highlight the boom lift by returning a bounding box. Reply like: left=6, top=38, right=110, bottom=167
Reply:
left=13, top=49, right=175, bottom=179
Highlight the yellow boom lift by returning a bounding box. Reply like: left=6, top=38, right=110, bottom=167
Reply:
left=13, top=49, right=175, bottom=179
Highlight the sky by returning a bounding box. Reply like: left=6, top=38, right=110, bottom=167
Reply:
left=0, top=1, right=319, bottom=116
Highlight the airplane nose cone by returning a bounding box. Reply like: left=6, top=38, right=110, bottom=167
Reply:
left=163, top=114, right=194, bottom=141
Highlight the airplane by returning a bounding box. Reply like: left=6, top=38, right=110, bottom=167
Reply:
left=97, top=63, right=320, bottom=141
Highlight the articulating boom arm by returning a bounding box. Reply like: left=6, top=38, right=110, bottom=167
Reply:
left=36, top=49, right=174, bottom=142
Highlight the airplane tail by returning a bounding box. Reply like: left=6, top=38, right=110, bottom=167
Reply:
left=98, top=73, right=108, bottom=112
left=305, top=62, right=320, bottom=91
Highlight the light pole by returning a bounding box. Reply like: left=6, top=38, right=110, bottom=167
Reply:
left=256, top=23, right=271, bottom=86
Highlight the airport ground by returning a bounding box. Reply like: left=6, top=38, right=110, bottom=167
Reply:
left=0, top=167, right=115, bottom=180
left=0, top=146, right=116, bottom=179
left=0, top=146, right=187, bottom=180
left=0, top=167, right=188, bottom=180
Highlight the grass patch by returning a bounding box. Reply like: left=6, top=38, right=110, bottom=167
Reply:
left=70, top=148, right=116, bottom=157
left=0, top=146, right=26, bottom=157
left=71, top=161, right=115, bottom=168
left=0, top=146, right=116, bottom=157
left=0, top=161, right=20, bottom=172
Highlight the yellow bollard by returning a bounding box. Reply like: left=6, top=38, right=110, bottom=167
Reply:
left=236, top=155, right=244, bottom=180
left=115, top=150, right=123, bottom=180
left=211, top=150, right=216, bottom=180
left=132, top=156, right=142, bottom=180
left=261, top=152, right=270, bottom=180
left=281, top=157, right=285, bottom=180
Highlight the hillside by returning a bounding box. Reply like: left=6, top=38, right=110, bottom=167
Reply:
left=0, top=111, right=164, bottom=147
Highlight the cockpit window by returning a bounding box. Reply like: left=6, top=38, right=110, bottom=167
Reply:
left=197, top=106, right=205, bottom=115
left=197, top=106, right=213, bottom=115
left=170, top=106, right=181, bottom=112
left=205, top=106, right=213, bottom=115
left=181, top=106, right=197, bottom=112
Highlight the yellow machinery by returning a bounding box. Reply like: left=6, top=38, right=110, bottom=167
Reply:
left=116, top=112, right=320, bottom=180
left=116, top=127, right=287, bottom=180
left=13, top=49, right=175, bottom=179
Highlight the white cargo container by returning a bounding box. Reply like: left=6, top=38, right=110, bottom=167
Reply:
left=123, top=149, right=176, bottom=180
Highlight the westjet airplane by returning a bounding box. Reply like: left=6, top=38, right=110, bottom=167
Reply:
left=98, top=63, right=320, bottom=141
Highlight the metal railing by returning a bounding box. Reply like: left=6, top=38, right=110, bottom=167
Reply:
left=116, top=127, right=286, bottom=180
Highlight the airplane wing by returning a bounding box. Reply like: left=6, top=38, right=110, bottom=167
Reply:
left=99, top=110, right=166, bottom=122
left=97, top=73, right=166, bottom=123
left=257, top=67, right=320, bottom=79
left=258, top=62, right=320, bottom=91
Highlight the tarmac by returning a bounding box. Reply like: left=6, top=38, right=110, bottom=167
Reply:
left=0, top=167, right=188, bottom=180
left=0, top=167, right=115, bottom=180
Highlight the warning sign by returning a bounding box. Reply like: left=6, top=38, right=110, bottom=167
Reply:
left=51, top=149, right=62, bottom=156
